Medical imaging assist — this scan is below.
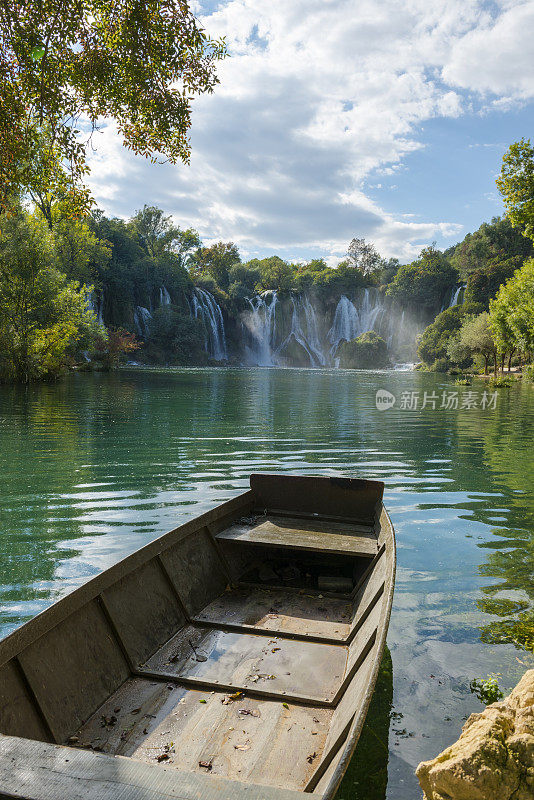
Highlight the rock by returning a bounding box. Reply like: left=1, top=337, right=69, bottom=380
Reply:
left=416, top=670, right=534, bottom=800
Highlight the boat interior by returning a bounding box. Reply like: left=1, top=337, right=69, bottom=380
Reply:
left=0, top=474, right=394, bottom=797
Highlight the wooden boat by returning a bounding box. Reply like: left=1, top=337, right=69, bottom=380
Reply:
left=0, top=473, right=395, bottom=800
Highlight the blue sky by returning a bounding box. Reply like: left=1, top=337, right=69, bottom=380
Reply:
left=86, top=0, right=534, bottom=264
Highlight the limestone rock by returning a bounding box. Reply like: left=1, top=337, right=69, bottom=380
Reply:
left=416, top=669, right=534, bottom=800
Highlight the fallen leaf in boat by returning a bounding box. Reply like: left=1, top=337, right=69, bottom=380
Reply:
left=100, top=715, right=117, bottom=728
left=143, top=728, right=148, bottom=735
left=199, top=760, right=213, bottom=770
left=307, top=752, right=317, bottom=764
left=282, top=703, right=289, bottom=709
left=157, top=753, right=169, bottom=762
left=312, top=731, right=318, bottom=735
left=271, top=648, right=281, bottom=653
left=199, top=699, right=207, bottom=704
left=131, top=708, right=141, bottom=714
left=67, top=736, right=79, bottom=744
left=113, top=707, right=121, bottom=713
left=238, top=709, right=259, bottom=717
left=234, top=743, right=250, bottom=751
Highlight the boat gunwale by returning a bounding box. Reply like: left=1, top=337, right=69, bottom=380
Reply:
left=0, top=489, right=255, bottom=669
left=316, top=504, right=396, bottom=798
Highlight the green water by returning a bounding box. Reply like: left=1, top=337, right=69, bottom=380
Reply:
left=1, top=367, right=533, bottom=798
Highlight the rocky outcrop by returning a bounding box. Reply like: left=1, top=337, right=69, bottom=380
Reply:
left=416, top=670, right=534, bottom=800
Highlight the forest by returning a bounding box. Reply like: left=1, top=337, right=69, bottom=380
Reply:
left=1, top=140, right=533, bottom=382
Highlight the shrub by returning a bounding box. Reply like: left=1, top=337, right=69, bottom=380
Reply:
left=337, top=331, right=390, bottom=369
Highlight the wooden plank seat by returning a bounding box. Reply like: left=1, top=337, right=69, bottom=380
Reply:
left=216, top=515, right=378, bottom=558
left=194, top=586, right=353, bottom=641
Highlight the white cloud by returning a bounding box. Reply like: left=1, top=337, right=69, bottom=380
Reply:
left=443, top=3, right=534, bottom=99
left=85, top=0, right=533, bottom=261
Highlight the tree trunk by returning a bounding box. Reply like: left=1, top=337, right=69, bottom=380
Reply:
left=500, top=353, right=505, bottom=374
left=484, top=355, right=488, bottom=375
left=493, top=352, right=498, bottom=377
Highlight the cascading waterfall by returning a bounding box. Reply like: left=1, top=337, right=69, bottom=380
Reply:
left=244, top=291, right=278, bottom=365
left=133, top=306, right=152, bottom=339
left=191, top=288, right=227, bottom=361
left=441, top=283, right=466, bottom=310
left=159, top=286, right=171, bottom=306
left=88, top=290, right=105, bottom=325
left=327, top=289, right=384, bottom=355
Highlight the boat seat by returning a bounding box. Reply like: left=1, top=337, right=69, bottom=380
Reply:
left=194, top=585, right=353, bottom=641
left=215, top=514, right=378, bottom=558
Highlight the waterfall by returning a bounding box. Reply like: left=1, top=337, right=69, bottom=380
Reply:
left=133, top=306, right=152, bottom=339
left=277, top=295, right=326, bottom=366
left=244, top=290, right=278, bottom=366
left=327, top=295, right=359, bottom=353
left=327, top=289, right=386, bottom=355
left=442, top=284, right=466, bottom=310
left=159, top=286, right=171, bottom=306
left=191, top=288, right=227, bottom=360
left=88, top=290, right=105, bottom=325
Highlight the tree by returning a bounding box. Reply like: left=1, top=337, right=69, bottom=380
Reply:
left=0, top=1, right=226, bottom=211
left=256, top=256, right=295, bottom=292
left=348, top=238, right=382, bottom=275
left=52, top=207, right=111, bottom=282
left=464, top=257, right=523, bottom=308
left=490, top=258, right=534, bottom=360
left=453, top=312, right=497, bottom=375
left=192, top=242, right=241, bottom=290
left=387, top=246, right=457, bottom=306
left=451, top=216, right=533, bottom=279
left=131, top=205, right=200, bottom=265
left=0, top=208, right=100, bottom=382
left=337, top=331, right=390, bottom=369
left=496, top=139, right=534, bottom=242
left=417, top=304, right=481, bottom=370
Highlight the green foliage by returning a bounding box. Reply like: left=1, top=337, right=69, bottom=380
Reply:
left=337, top=331, right=390, bottom=369
left=192, top=242, right=241, bottom=290
left=451, top=216, right=533, bottom=279
left=0, top=1, right=226, bottom=211
left=228, top=263, right=261, bottom=300
left=469, top=674, right=504, bottom=705
left=148, top=306, right=207, bottom=364
left=451, top=312, right=497, bottom=374
left=417, top=304, right=479, bottom=370
left=523, top=365, right=534, bottom=382
left=51, top=206, right=111, bottom=282
left=489, top=258, right=534, bottom=356
left=0, top=207, right=101, bottom=382
left=387, top=246, right=457, bottom=306
left=255, top=256, right=296, bottom=293
left=496, top=139, right=534, bottom=241
left=131, top=205, right=200, bottom=265
left=464, top=257, right=524, bottom=308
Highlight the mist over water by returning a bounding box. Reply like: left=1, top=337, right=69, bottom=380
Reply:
left=1, top=367, right=532, bottom=799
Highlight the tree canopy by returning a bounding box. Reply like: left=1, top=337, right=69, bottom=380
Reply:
left=497, top=139, right=534, bottom=242
left=0, top=1, right=226, bottom=213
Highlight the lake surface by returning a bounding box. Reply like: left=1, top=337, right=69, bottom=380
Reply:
left=1, top=367, right=533, bottom=798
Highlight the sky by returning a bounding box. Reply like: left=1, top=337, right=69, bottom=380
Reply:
left=85, top=0, right=534, bottom=264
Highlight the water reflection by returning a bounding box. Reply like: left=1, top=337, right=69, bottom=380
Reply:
left=0, top=368, right=533, bottom=799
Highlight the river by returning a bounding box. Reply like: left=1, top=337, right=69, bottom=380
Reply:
left=1, top=367, right=533, bottom=798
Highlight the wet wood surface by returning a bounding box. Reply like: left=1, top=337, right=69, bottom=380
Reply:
left=195, top=586, right=353, bottom=641
left=217, top=516, right=378, bottom=557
